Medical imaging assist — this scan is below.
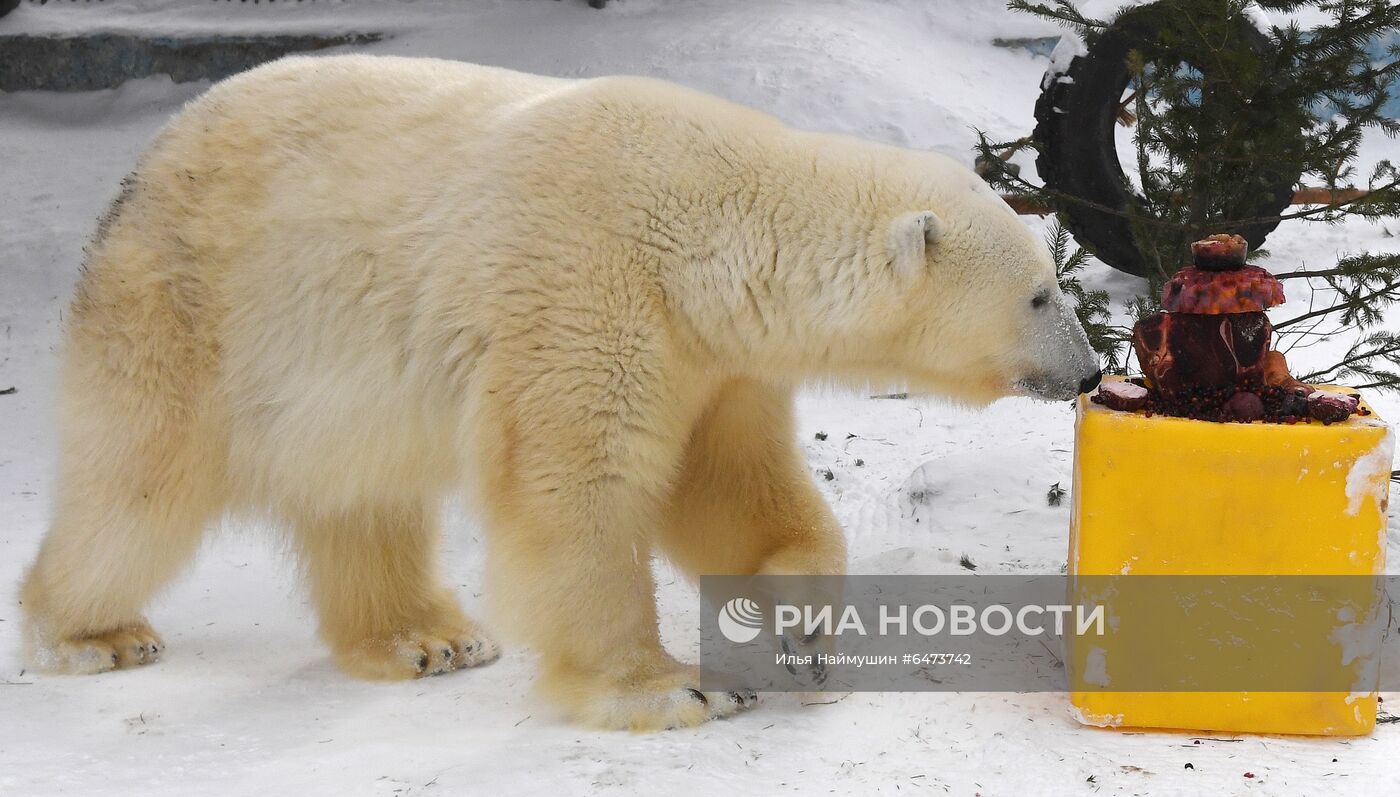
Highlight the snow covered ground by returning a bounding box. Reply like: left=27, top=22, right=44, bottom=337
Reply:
left=1, top=1, right=1398, bottom=794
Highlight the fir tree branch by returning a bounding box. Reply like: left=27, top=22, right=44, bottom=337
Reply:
left=1273, top=282, right=1400, bottom=330
left=1297, top=341, right=1400, bottom=383
left=1006, top=0, right=1108, bottom=34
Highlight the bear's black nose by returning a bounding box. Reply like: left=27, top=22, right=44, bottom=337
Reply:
left=1078, top=369, right=1103, bottom=395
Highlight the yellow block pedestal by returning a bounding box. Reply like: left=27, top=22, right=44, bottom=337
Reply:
left=1068, top=382, right=1394, bottom=736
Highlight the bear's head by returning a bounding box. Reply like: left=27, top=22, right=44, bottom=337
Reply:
left=863, top=173, right=1101, bottom=406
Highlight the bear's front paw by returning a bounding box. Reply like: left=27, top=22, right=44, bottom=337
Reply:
left=334, top=626, right=501, bottom=680
left=544, top=663, right=759, bottom=731
left=29, top=621, right=165, bottom=674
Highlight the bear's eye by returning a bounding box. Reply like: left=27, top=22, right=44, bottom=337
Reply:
left=1031, top=291, right=1051, bottom=309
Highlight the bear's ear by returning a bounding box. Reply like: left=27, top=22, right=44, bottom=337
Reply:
left=887, top=210, right=943, bottom=279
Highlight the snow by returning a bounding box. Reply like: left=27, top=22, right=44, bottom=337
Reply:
left=1043, top=29, right=1089, bottom=89
left=1243, top=2, right=1275, bottom=34
left=1, top=0, right=1398, bottom=795
left=1082, top=646, right=1111, bottom=687
left=1346, top=431, right=1396, bottom=517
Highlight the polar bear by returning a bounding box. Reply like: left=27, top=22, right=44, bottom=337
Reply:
left=20, top=55, right=1100, bottom=729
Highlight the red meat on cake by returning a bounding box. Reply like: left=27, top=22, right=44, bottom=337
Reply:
left=1132, top=311, right=1272, bottom=396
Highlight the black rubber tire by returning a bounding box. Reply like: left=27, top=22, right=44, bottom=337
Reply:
left=1033, top=2, right=1300, bottom=277
left=0, top=0, right=20, bottom=20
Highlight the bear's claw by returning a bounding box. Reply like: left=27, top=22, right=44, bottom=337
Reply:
left=676, top=685, right=760, bottom=722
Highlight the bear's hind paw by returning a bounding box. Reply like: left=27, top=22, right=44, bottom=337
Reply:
left=31, top=623, right=165, bottom=674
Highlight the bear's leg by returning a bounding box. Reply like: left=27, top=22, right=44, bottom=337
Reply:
left=656, top=379, right=847, bottom=687
left=21, top=185, right=232, bottom=674
left=20, top=377, right=222, bottom=675
left=658, top=378, right=847, bottom=580
left=479, top=340, right=756, bottom=730
left=487, top=473, right=757, bottom=730
left=293, top=502, right=499, bottom=680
